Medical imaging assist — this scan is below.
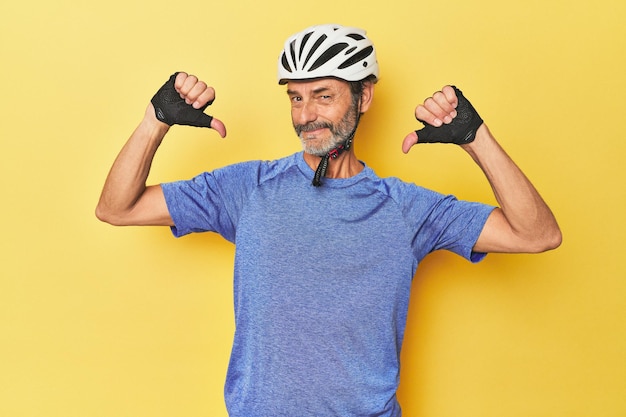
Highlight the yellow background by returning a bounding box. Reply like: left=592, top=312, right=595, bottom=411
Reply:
left=1, top=0, right=624, bottom=416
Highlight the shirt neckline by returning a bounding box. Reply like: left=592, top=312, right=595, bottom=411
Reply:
left=295, top=152, right=373, bottom=188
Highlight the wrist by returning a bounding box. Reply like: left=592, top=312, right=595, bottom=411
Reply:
left=142, top=104, right=171, bottom=137
left=461, top=123, right=492, bottom=153
left=128, top=106, right=170, bottom=151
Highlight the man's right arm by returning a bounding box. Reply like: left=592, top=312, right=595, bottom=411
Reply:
left=95, top=105, right=173, bottom=226
left=95, top=72, right=226, bottom=226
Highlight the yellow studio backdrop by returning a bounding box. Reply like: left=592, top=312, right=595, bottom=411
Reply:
left=0, top=0, right=624, bottom=416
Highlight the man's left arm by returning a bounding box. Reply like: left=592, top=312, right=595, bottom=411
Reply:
left=403, top=85, right=562, bottom=254
left=462, top=124, right=562, bottom=253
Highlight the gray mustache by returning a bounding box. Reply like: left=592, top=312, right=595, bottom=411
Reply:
left=295, top=122, right=333, bottom=136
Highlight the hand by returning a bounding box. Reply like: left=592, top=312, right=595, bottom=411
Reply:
left=150, top=72, right=227, bottom=137
left=402, top=85, right=482, bottom=153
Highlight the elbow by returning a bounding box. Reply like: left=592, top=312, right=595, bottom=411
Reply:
left=546, top=227, right=563, bottom=251
left=529, top=226, right=563, bottom=253
left=95, top=202, right=107, bottom=223
left=95, top=203, right=125, bottom=226
left=95, top=204, right=114, bottom=225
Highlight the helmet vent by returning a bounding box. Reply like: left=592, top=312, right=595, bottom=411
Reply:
left=338, top=45, right=373, bottom=69
left=346, top=33, right=365, bottom=41
left=281, top=52, right=292, bottom=73
left=310, top=43, right=349, bottom=71
left=303, top=34, right=328, bottom=68
left=289, top=40, right=297, bottom=70
left=299, top=31, right=313, bottom=59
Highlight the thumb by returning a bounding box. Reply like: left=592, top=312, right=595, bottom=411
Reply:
left=210, top=117, right=227, bottom=138
left=192, top=111, right=227, bottom=138
left=402, top=131, right=418, bottom=154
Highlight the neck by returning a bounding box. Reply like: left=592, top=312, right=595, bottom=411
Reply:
left=306, top=110, right=363, bottom=186
left=304, top=148, right=363, bottom=179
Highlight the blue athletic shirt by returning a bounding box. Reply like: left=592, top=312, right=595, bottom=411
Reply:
left=161, top=152, right=494, bottom=417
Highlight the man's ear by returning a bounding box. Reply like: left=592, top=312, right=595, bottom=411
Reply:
left=359, top=81, right=375, bottom=113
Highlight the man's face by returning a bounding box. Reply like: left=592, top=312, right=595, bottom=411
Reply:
left=287, top=78, right=359, bottom=156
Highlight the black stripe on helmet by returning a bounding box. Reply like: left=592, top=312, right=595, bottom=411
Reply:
left=281, top=52, right=292, bottom=73
left=289, top=40, right=297, bottom=70
left=303, top=34, right=328, bottom=68
left=346, top=33, right=365, bottom=41
left=310, top=43, right=349, bottom=72
left=299, top=31, right=313, bottom=60
left=338, top=45, right=373, bottom=70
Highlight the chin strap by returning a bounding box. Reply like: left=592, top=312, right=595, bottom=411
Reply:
left=311, top=103, right=363, bottom=187
left=312, top=137, right=353, bottom=187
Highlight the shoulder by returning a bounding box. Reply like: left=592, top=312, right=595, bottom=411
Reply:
left=363, top=171, right=444, bottom=206
left=205, top=153, right=301, bottom=186
left=362, top=171, right=491, bottom=225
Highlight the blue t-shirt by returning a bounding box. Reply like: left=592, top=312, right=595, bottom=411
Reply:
left=162, top=152, right=494, bottom=417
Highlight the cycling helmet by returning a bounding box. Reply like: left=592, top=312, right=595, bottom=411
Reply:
left=278, top=24, right=379, bottom=85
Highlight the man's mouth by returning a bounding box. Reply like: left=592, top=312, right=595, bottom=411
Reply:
left=296, top=122, right=332, bottom=137
left=301, top=128, right=326, bottom=138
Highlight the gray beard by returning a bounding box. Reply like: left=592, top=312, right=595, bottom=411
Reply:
left=294, top=104, right=359, bottom=157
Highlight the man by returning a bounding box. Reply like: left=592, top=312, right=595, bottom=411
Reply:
left=96, top=24, right=561, bottom=417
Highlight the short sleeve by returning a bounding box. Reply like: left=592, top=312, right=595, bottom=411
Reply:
left=161, top=161, right=262, bottom=241
left=422, top=195, right=495, bottom=262
left=391, top=180, right=495, bottom=263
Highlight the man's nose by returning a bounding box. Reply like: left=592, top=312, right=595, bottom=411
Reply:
left=293, top=101, right=318, bottom=125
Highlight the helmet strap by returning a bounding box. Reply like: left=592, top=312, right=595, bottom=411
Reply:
left=311, top=89, right=365, bottom=187
left=311, top=109, right=361, bottom=187
left=312, top=136, right=354, bottom=187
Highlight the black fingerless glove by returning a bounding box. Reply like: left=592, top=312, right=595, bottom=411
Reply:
left=415, top=86, right=483, bottom=145
left=150, top=72, right=214, bottom=128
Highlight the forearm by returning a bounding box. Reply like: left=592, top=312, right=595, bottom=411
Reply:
left=463, top=124, right=562, bottom=252
left=96, top=106, right=170, bottom=224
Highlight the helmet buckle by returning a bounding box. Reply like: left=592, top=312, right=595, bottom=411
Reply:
left=328, top=148, right=340, bottom=159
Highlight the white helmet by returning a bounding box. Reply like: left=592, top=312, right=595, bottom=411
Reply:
left=277, top=24, right=379, bottom=85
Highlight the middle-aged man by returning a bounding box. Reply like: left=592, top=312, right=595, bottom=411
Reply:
left=96, top=24, right=561, bottom=417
